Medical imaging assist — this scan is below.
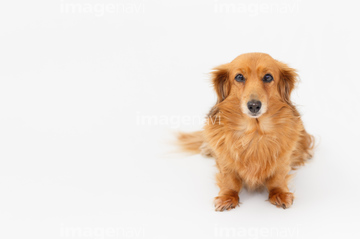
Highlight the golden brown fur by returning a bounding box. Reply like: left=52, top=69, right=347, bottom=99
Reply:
left=178, top=53, right=314, bottom=211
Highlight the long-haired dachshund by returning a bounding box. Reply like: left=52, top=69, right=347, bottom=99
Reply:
left=178, top=53, right=314, bottom=211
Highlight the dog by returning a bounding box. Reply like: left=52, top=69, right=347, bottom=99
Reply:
left=178, top=53, right=314, bottom=211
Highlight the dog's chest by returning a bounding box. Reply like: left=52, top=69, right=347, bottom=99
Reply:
left=230, top=130, right=281, bottom=186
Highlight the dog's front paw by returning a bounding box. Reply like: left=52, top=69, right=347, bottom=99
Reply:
left=268, top=189, right=294, bottom=209
left=214, top=195, right=239, bottom=212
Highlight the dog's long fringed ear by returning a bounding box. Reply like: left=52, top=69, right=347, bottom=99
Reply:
left=277, top=61, right=298, bottom=105
left=211, top=64, right=231, bottom=104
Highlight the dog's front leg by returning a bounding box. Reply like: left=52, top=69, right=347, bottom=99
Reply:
left=266, top=166, right=294, bottom=209
left=214, top=169, right=242, bottom=211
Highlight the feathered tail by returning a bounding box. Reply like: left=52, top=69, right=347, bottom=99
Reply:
left=176, top=131, right=204, bottom=154
left=177, top=131, right=215, bottom=157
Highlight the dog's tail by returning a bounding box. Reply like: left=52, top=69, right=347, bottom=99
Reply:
left=176, top=131, right=204, bottom=154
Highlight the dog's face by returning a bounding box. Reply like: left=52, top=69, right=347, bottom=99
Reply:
left=211, top=53, right=297, bottom=118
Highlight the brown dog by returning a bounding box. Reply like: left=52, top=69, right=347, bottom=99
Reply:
left=178, top=53, right=314, bottom=211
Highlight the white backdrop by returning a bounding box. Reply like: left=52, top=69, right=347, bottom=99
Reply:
left=0, top=0, right=359, bottom=238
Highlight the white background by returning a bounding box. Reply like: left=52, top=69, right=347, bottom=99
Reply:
left=1, top=0, right=360, bottom=238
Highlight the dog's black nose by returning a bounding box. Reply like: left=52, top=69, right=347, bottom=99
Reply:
left=247, top=100, right=262, bottom=113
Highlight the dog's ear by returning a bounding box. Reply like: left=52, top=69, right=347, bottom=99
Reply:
left=211, top=63, right=231, bottom=104
left=277, top=61, right=298, bottom=105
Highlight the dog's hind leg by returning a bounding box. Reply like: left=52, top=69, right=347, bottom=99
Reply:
left=290, top=130, right=314, bottom=169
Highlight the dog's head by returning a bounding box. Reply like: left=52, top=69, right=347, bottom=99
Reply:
left=211, top=53, right=297, bottom=118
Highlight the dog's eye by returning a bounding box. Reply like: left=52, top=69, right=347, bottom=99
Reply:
left=235, top=74, right=245, bottom=82
left=263, top=74, right=273, bottom=83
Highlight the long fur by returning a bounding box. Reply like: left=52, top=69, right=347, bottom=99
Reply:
left=177, top=53, right=314, bottom=211
left=177, top=131, right=203, bottom=154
